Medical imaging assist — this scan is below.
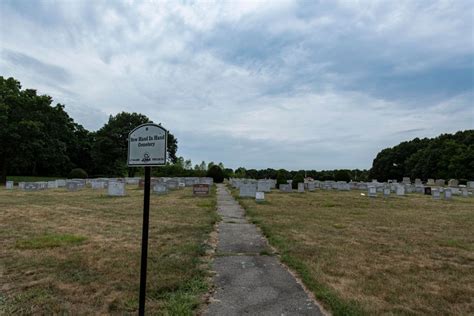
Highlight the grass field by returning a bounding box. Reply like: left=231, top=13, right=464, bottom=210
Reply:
left=233, top=187, right=474, bottom=315
left=0, top=185, right=218, bottom=314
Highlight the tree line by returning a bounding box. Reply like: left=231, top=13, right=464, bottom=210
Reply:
left=370, top=130, right=473, bottom=182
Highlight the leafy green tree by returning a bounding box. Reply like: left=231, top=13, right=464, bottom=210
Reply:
left=0, top=76, right=86, bottom=181
left=207, top=165, right=224, bottom=183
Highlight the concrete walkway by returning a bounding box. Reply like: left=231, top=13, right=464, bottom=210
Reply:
left=205, top=184, right=323, bottom=315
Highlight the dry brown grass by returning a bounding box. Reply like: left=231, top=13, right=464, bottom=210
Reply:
left=236, top=189, right=474, bottom=315
left=0, top=185, right=218, bottom=315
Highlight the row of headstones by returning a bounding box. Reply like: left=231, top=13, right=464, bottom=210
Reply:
left=5, top=177, right=213, bottom=195
left=401, top=177, right=473, bottom=188
left=234, top=178, right=473, bottom=199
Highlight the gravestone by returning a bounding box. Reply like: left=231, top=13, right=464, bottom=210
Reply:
left=256, top=191, right=265, bottom=202
left=239, top=184, right=257, bottom=198
left=427, top=179, right=435, bottom=185
left=297, top=183, right=305, bottom=193
left=432, top=189, right=440, bottom=199
left=153, top=183, right=168, bottom=195
left=166, top=180, right=178, bottom=190
left=424, top=187, right=432, bottom=195
left=91, top=181, right=105, bottom=189
left=18, top=182, right=25, bottom=190
left=461, top=188, right=468, bottom=197
left=279, top=184, right=292, bottom=193
left=415, top=186, right=424, bottom=194
left=56, top=179, right=66, bottom=187
left=47, top=181, right=57, bottom=189
left=178, top=182, right=186, bottom=189
left=448, top=179, right=458, bottom=187
left=257, top=181, right=271, bottom=192
left=108, top=181, right=126, bottom=196
left=444, top=189, right=452, bottom=200
left=396, top=186, right=405, bottom=196
left=66, top=181, right=79, bottom=191
left=415, top=178, right=422, bottom=185
left=402, top=177, right=411, bottom=184
left=383, top=188, right=390, bottom=197
left=307, top=182, right=315, bottom=191
left=467, top=181, right=474, bottom=189
left=435, top=179, right=445, bottom=186
left=368, top=186, right=377, bottom=198
left=24, top=182, right=39, bottom=191
left=193, top=184, right=210, bottom=196
left=405, top=185, right=414, bottom=193
left=6, top=181, right=14, bottom=189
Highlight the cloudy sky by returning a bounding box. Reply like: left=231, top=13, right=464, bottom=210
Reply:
left=1, top=0, right=473, bottom=170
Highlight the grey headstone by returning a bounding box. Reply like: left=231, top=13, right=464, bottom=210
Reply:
left=432, top=189, right=440, bottom=199
left=108, top=181, right=126, bottom=196
left=66, top=181, right=79, bottom=191
left=444, top=189, right=452, bottom=200
left=47, top=181, right=57, bottom=189
left=153, top=183, right=168, bottom=195
left=24, top=182, right=39, bottom=191
left=297, top=183, right=305, bottom=193
left=383, top=188, right=390, bottom=197
left=239, top=184, right=257, bottom=198
left=368, top=186, right=377, bottom=197
left=279, top=184, right=292, bottom=193
left=448, top=179, right=459, bottom=187
left=396, top=186, right=405, bottom=196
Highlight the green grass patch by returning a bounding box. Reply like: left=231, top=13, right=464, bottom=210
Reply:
left=15, top=233, right=87, bottom=249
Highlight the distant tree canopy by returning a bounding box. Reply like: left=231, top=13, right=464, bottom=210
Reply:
left=370, top=130, right=474, bottom=181
left=0, top=76, right=180, bottom=182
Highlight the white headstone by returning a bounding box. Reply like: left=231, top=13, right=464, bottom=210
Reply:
left=368, top=186, right=377, bottom=197
left=5, top=181, right=14, bottom=189
left=396, top=186, right=405, bottom=196
left=297, top=183, right=305, bottom=193
left=461, top=188, right=468, bottom=197
left=256, top=191, right=265, bottom=202
left=432, top=189, right=440, bottom=199
left=239, top=184, right=257, bottom=198
left=66, top=181, right=79, bottom=191
left=383, top=188, right=390, bottom=197
left=153, top=183, right=168, bottom=195
left=56, top=179, right=66, bottom=187
left=47, top=181, right=57, bottom=189
left=108, top=181, right=126, bottom=196
left=444, top=189, right=452, bottom=200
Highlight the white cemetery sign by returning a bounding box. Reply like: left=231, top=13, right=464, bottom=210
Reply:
left=128, top=123, right=167, bottom=166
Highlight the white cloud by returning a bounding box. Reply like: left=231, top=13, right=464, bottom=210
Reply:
left=0, top=0, right=472, bottom=169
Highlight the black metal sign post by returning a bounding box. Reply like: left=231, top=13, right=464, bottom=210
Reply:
left=138, top=166, right=151, bottom=316
left=127, top=123, right=167, bottom=316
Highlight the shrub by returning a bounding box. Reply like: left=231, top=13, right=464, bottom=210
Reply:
left=207, top=165, right=224, bottom=183
left=292, top=173, right=305, bottom=189
left=68, top=168, right=88, bottom=179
